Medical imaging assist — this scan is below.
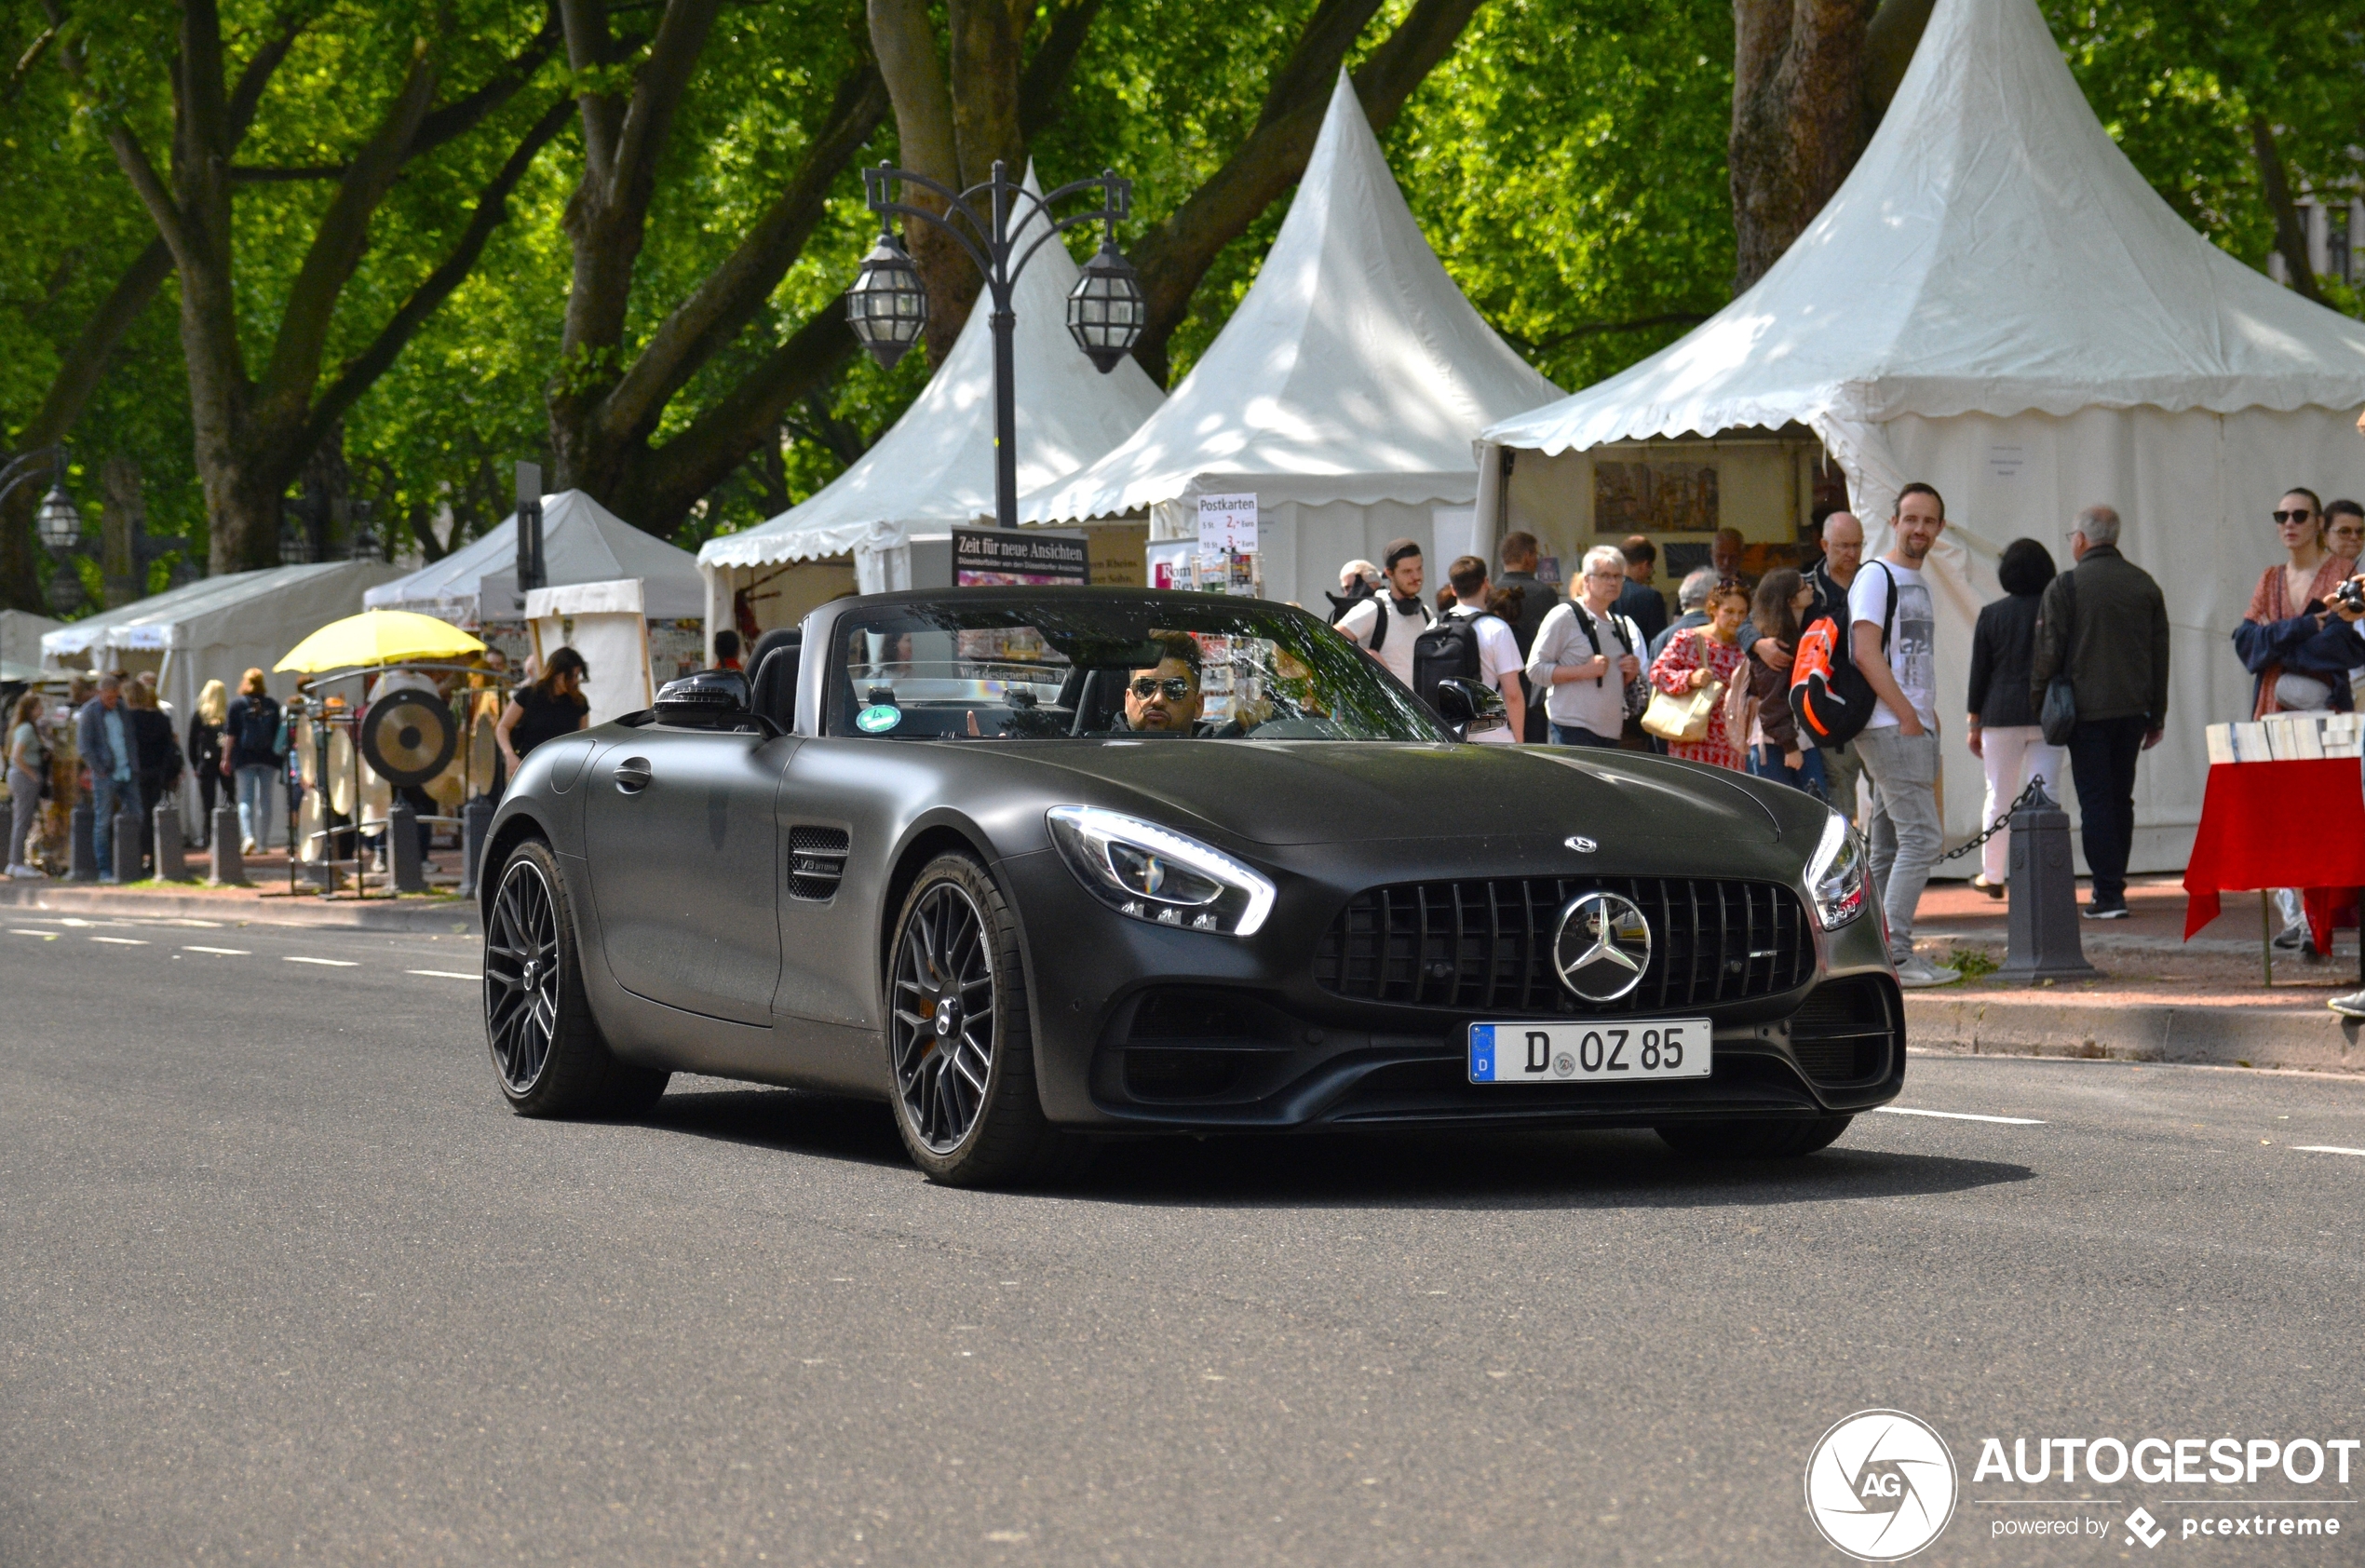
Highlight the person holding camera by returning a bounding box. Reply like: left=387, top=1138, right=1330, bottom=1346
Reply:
left=2318, top=572, right=2365, bottom=1021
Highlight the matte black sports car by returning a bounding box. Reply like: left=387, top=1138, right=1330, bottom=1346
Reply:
left=480, top=588, right=1902, bottom=1184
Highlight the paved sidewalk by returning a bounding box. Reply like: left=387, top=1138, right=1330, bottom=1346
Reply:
left=0, top=852, right=479, bottom=933
left=1904, top=874, right=2362, bottom=1074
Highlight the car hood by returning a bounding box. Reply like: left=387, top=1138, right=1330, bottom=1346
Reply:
left=1010, top=740, right=1788, bottom=850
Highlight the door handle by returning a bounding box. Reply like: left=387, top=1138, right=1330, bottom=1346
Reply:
left=613, top=756, right=651, bottom=794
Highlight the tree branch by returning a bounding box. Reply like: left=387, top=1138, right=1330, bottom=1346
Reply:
left=869, top=0, right=957, bottom=183
left=225, top=8, right=312, bottom=142
left=2250, top=112, right=2326, bottom=305
left=410, top=15, right=563, bottom=159
left=23, top=238, right=175, bottom=443
left=600, top=57, right=885, bottom=444
left=629, top=311, right=860, bottom=524
left=304, top=94, right=577, bottom=450
left=1017, top=0, right=1103, bottom=142
left=230, top=163, right=348, bottom=182
left=1124, top=0, right=1482, bottom=383
left=557, top=0, right=625, bottom=178
left=607, top=0, right=721, bottom=216
left=255, top=41, right=440, bottom=415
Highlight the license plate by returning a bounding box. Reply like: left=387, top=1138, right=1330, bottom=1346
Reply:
left=1468, top=1019, right=1712, bottom=1083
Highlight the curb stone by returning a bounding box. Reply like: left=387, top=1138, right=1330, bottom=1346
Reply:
left=1905, top=994, right=2364, bottom=1075
left=0, top=880, right=479, bottom=934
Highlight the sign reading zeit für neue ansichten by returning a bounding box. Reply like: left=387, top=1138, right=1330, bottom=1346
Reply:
left=953, top=527, right=1090, bottom=587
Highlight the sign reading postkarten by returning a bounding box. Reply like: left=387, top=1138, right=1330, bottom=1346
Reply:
left=953, top=527, right=1090, bottom=587
left=1196, top=493, right=1258, bottom=557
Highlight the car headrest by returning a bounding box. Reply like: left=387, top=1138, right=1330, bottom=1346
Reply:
left=750, top=629, right=801, bottom=730
left=1071, top=668, right=1126, bottom=736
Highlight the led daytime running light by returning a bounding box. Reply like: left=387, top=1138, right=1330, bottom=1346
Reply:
left=1805, top=809, right=1869, bottom=930
left=1046, top=805, right=1276, bottom=937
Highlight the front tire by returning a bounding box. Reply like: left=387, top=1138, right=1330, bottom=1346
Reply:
left=1655, top=1115, right=1852, bottom=1159
left=483, top=837, right=669, bottom=1117
left=884, top=853, right=1079, bottom=1186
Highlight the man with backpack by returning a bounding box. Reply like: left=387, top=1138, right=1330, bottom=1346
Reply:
left=1335, top=539, right=1431, bottom=690
left=1413, top=556, right=1526, bottom=743
left=1848, top=485, right=1954, bottom=987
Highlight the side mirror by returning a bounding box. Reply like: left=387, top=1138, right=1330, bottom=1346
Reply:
left=1431, top=677, right=1507, bottom=740
left=655, top=670, right=775, bottom=734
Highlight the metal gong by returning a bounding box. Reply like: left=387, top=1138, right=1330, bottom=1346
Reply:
left=358, top=691, right=458, bottom=789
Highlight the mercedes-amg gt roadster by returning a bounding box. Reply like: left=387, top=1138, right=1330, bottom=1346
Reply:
left=479, top=588, right=1903, bottom=1184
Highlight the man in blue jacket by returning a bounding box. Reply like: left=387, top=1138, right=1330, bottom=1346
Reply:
left=75, top=674, right=141, bottom=882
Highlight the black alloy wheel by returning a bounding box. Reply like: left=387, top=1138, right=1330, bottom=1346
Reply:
left=482, top=837, right=669, bottom=1117
left=884, top=853, right=1083, bottom=1185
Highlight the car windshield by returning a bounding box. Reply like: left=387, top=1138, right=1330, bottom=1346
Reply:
left=827, top=595, right=1444, bottom=742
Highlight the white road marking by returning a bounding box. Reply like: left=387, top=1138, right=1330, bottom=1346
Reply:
left=1875, top=1106, right=2047, bottom=1126
left=182, top=946, right=250, bottom=956
left=283, top=956, right=358, bottom=967
left=88, top=936, right=149, bottom=946
left=2291, top=1145, right=2365, bottom=1158
left=8, top=928, right=57, bottom=939
left=406, top=969, right=481, bottom=980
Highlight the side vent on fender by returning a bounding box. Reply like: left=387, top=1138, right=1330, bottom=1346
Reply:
left=789, top=827, right=850, bottom=900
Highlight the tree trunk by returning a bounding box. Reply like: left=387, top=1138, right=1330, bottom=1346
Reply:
left=2250, top=113, right=2327, bottom=305
left=1729, top=0, right=1873, bottom=295
left=98, top=455, right=146, bottom=607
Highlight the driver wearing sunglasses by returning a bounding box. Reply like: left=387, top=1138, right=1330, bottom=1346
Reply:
left=1119, top=636, right=1206, bottom=734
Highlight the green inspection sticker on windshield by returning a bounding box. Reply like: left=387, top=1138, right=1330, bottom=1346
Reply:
left=855, top=704, right=902, bottom=734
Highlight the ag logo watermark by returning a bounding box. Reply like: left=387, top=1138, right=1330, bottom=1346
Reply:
left=1805, top=1410, right=1960, bottom=1561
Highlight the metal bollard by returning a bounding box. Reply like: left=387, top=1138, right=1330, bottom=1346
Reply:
left=109, top=811, right=141, bottom=885
left=69, top=800, right=97, bottom=881
left=457, top=794, right=494, bottom=899
left=388, top=798, right=426, bottom=894
left=1996, top=780, right=2099, bottom=982
left=153, top=799, right=188, bottom=881
left=209, top=804, right=248, bottom=885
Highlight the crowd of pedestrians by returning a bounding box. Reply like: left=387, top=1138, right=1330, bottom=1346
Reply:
left=1331, top=480, right=2184, bottom=989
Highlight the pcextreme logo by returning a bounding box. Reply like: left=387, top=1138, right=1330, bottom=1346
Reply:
left=1804, top=1410, right=1961, bottom=1561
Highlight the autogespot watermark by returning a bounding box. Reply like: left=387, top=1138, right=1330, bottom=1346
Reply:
left=1805, top=1413, right=2356, bottom=1558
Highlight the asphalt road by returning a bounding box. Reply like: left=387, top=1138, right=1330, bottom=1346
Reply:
left=4, top=912, right=2362, bottom=1567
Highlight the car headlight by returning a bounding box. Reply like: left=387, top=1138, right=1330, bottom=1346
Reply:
left=1046, top=805, right=1276, bottom=937
left=1805, top=808, right=1869, bottom=930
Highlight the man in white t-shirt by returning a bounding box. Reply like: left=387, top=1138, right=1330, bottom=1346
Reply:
left=1437, top=555, right=1526, bottom=744
left=1850, top=482, right=1953, bottom=987
left=1335, top=538, right=1432, bottom=689
left=1525, top=545, right=1642, bottom=747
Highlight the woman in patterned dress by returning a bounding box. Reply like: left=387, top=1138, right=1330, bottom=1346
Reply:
left=1648, top=578, right=1750, bottom=769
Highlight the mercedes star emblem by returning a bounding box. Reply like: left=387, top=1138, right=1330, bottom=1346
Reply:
left=1564, top=835, right=1597, bottom=853
left=1552, top=891, right=1651, bottom=1002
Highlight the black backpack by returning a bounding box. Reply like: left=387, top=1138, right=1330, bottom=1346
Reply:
left=1411, top=611, right=1496, bottom=704
left=234, top=696, right=282, bottom=758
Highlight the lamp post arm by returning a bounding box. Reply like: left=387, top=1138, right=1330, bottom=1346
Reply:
left=0, top=446, right=64, bottom=507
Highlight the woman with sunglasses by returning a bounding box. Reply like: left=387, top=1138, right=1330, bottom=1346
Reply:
left=2236, top=487, right=2353, bottom=719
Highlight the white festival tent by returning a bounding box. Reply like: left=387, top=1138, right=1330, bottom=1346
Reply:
left=40, top=560, right=399, bottom=814
left=1478, top=0, right=2365, bottom=874
left=0, top=608, right=63, bottom=680
left=698, top=167, right=1167, bottom=627
left=367, top=488, right=705, bottom=627
left=1016, top=72, right=1561, bottom=602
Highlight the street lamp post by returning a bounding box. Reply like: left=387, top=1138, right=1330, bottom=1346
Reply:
left=845, top=161, right=1147, bottom=529
left=2, top=444, right=84, bottom=610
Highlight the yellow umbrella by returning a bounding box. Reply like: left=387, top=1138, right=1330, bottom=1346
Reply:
left=276, top=609, right=487, bottom=673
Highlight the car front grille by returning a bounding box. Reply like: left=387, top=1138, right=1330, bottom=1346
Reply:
left=1311, top=876, right=1815, bottom=1016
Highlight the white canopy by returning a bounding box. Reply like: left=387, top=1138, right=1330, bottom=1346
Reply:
left=1482, top=0, right=2365, bottom=466
left=368, top=489, right=705, bottom=625
left=0, top=608, right=62, bottom=671
left=1479, top=0, right=2365, bottom=877
left=1017, top=72, right=1560, bottom=598
left=700, top=168, right=1166, bottom=579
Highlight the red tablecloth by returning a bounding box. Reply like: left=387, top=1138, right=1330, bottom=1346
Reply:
left=2183, top=757, right=2365, bottom=945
